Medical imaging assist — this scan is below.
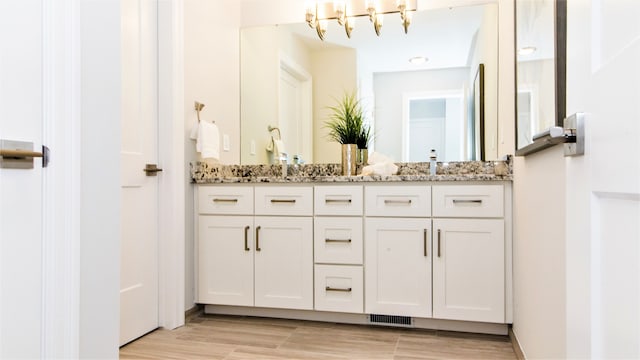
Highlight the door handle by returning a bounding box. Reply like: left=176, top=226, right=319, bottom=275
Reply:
left=0, top=140, right=49, bottom=168
left=143, top=163, right=163, bottom=176
left=423, top=229, right=428, bottom=257
left=437, top=229, right=441, bottom=258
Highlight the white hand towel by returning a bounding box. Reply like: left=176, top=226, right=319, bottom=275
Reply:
left=197, top=121, right=220, bottom=160
left=273, top=139, right=286, bottom=156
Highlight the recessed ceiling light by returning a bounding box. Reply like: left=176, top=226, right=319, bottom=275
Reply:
left=409, top=56, right=428, bottom=65
left=518, top=46, right=537, bottom=56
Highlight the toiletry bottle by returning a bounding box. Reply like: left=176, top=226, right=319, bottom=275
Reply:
left=429, top=149, right=437, bottom=176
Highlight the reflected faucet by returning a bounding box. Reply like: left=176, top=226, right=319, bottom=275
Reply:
left=279, top=152, right=288, bottom=177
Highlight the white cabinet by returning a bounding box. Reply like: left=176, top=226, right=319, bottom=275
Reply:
left=432, top=218, right=505, bottom=323
left=198, top=216, right=254, bottom=306
left=198, top=185, right=313, bottom=310
left=314, top=264, right=363, bottom=313
left=364, top=217, right=432, bottom=318
left=254, top=216, right=313, bottom=310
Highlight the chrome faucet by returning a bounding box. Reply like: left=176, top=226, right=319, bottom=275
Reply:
left=279, top=152, right=288, bottom=177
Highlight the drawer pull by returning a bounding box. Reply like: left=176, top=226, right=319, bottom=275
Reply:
left=437, top=229, right=441, bottom=258
left=244, top=226, right=250, bottom=251
left=423, top=229, right=428, bottom=257
left=213, top=198, right=238, bottom=203
left=325, top=238, right=352, bottom=243
left=270, top=199, right=296, bottom=204
left=452, top=199, right=483, bottom=204
left=255, top=226, right=261, bottom=251
left=325, top=199, right=352, bottom=204
left=325, top=286, right=352, bottom=292
left=384, top=199, right=412, bottom=205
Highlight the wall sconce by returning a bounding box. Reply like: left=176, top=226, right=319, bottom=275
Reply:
left=305, top=0, right=417, bottom=40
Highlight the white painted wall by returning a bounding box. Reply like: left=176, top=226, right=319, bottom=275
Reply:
left=183, top=0, right=242, bottom=311
left=512, top=148, right=567, bottom=359
left=311, top=49, right=358, bottom=164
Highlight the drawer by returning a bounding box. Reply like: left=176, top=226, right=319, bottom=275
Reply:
left=365, top=185, right=431, bottom=217
left=254, top=186, right=313, bottom=216
left=198, top=186, right=253, bottom=215
left=314, top=217, right=363, bottom=265
left=432, top=185, right=504, bottom=218
left=314, top=265, right=363, bottom=314
left=314, top=185, right=363, bottom=216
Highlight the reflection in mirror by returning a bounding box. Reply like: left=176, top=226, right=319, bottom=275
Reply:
left=515, top=0, right=566, bottom=152
left=241, top=3, right=498, bottom=165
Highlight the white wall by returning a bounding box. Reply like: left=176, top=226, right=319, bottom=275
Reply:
left=373, top=68, right=469, bottom=161
left=79, top=1, right=121, bottom=357
left=311, top=48, right=358, bottom=164
left=512, top=148, right=567, bottom=359
left=183, top=0, right=242, bottom=311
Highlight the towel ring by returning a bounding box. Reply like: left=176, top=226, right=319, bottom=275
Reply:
left=268, top=125, right=281, bottom=140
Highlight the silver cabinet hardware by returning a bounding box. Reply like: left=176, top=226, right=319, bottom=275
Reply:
left=452, top=199, right=483, bottom=204
left=437, top=229, right=441, bottom=258
left=213, top=198, right=238, bottom=203
left=255, top=226, right=261, bottom=251
left=423, top=229, right=428, bottom=257
left=325, top=199, right=352, bottom=203
left=384, top=199, right=412, bottom=204
left=325, top=238, right=352, bottom=243
left=143, top=163, right=163, bottom=176
left=244, top=226, right=250, bottom=251
left=325, top=286, right=352, bottom=292
left=270, top=199, right=296, bottom=204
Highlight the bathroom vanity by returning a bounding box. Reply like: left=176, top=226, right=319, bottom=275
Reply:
left=191, top=160, right=512, bottom=335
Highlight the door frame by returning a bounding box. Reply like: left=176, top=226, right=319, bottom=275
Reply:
left=41, top=1, right=186, bottom=357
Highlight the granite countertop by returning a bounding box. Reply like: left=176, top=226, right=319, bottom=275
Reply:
left=190, top=157, right=512, bottom=184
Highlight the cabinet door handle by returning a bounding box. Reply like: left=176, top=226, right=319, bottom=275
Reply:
left=423, top=229, right=428, bottom=257
left=325, top=238, right=352, bottom=243
left=325, top=286, right=352, bottom=292
left=384, top=199, right=412, bottom=205
left=270, top=199, right=296, bottom=204
left=213, top=198, right=238, bottom=203
left=452, top=199, right=482, bottom=204
left=255, top=226, right=261, bottom=251
left=244, top=226, right=250, bottom=251
left=325, top=199, right=352, bottom=204
left=437, top=229, right=441, bottom=258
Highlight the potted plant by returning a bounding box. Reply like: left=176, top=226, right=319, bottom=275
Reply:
left=325, top=91, right=365, bottom=175
left=356, top=122, right=371, bottom=165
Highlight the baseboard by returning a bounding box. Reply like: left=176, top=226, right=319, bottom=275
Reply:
left=509, top=327, right=526, bottom=360
left=184, top=304, right=204, bottom=321
left=204, top=304, right=509, bottom=336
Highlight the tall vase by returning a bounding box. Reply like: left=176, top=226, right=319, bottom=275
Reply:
left=341, top=144, right=357, bottom=176
left=357, top=148, right=368, bottom=166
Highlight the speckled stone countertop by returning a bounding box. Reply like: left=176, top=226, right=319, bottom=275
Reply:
left=190, top=157, right=512, bottom=184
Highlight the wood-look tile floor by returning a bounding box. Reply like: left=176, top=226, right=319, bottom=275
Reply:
left=120, top=314, right=517, bottom=360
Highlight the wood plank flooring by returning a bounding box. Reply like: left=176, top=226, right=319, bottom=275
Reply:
left=120, top=314, right=517, bottom=359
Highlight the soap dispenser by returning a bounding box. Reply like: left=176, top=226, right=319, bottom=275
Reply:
left=429, top=149, right=437, bottom=176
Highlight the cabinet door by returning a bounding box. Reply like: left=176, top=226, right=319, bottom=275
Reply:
left=198, top=216, right=254, bottom=306
left=365, top=218, right=432, bottom=318
left=254, top=216, right=313, bottom=310
left=433, top=219, right=504, bottom=323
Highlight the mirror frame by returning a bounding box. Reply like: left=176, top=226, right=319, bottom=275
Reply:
left=473, top=63, right=486, bottom=161
left=514, top=0, right=567, bottom=156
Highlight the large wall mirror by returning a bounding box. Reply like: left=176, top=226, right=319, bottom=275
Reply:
left=514, top=0, right=566, bottom=154
left=241, top=3, right=499, bottom=165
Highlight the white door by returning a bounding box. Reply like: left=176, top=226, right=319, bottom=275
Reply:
left=364, top=218, right=432, bottom=318
left=279, top=60, right=312, bottom=163
left=0, top=1, right=44, bottom=357
left=254, top=216, right=313, bottom=310
left=566, top=1, right=640, bottom=358
left=198, top=216, right=254, bottom=306
left=432, top=219, right=504, bottom=323
left=120, top=0, right=159, bottom=346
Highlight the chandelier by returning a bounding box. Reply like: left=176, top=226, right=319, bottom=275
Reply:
left=305, top=0, right=417, bottom=41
